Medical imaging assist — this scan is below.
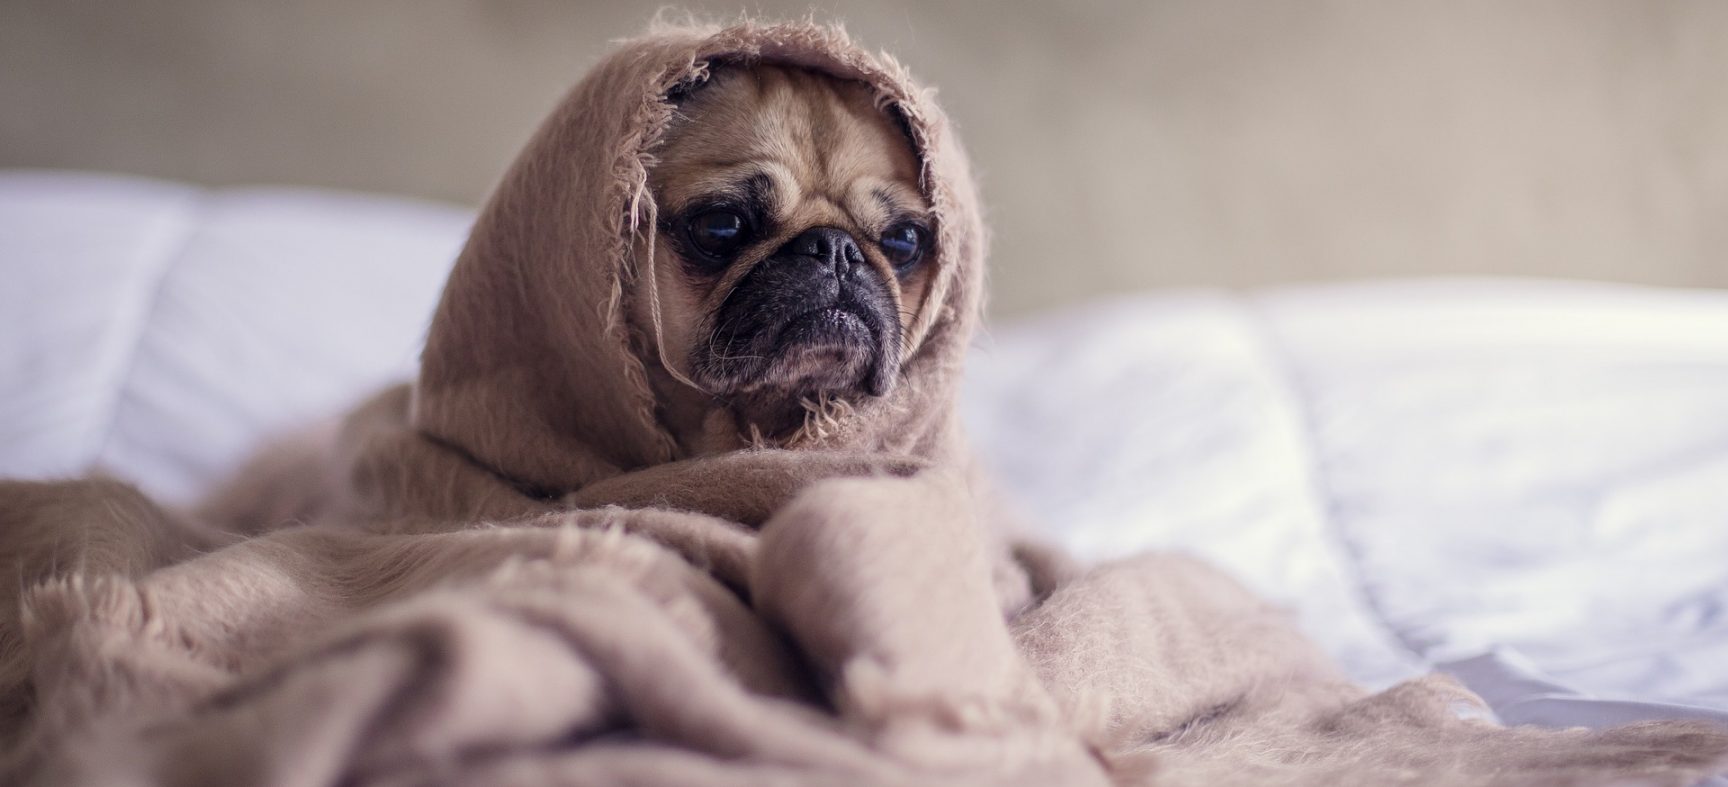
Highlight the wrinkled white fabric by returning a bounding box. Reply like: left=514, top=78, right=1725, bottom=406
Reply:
left=0, top=171, right=468, bottom=501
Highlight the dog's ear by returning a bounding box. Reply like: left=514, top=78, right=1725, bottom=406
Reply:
left=665, top=75, right=707, bottom=105
left=884, top=104, right=918, bottom=151
left=665, top=61, right=725, bottom=105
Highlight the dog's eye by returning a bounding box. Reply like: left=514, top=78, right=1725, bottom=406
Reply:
left=687, top=209, right=749, bottom=261
left=879, top=222, right=928, bottom=270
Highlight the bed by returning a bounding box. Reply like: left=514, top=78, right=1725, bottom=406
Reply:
left=4, top=170, right=1725, bottom=770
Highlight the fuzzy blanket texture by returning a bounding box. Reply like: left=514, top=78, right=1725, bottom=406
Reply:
left=3, top=21, right=1726, bottom=786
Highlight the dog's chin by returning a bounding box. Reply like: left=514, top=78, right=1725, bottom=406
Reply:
left=706, top=308, right=885, bottom=397
left=760, top=307, right=879, bottom=393
left=692, top=302, right=899, bottom=432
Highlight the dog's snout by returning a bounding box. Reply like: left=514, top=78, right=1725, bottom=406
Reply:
left=784, top=227, right=864, bottom=272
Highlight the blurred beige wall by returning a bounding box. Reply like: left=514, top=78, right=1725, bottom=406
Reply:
left=3, top=0, right=1725, bottom=315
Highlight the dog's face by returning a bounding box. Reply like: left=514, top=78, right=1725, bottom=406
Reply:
left=647, top=65, right=934, bottom=430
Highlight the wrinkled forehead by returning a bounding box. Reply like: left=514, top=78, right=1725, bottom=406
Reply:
left=652, top=64, right=927, bottom=221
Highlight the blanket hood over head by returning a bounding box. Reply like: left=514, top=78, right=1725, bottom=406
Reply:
left=411, top=21, right=986, bottom=496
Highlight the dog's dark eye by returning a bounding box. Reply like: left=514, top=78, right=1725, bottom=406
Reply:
left=687, top=209, right=749, bottom=261
left=879, top=222, right=928, bottom=270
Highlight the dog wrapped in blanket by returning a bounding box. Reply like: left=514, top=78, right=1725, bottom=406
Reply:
left=1, top=19, right=1726, bottom=787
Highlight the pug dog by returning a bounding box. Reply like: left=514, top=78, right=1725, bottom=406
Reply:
left=637, top=64, right=936, bottom=449
left=190, top=62, right=945, bottom=530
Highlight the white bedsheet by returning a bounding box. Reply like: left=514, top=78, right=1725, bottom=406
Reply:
left=4, top=171, right=1725, bottom=753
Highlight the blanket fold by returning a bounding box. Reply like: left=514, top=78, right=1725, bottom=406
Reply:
left=3, top=18, right=1725, bottom=787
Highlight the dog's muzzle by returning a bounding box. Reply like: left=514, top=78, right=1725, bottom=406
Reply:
left=696, top=226, right=901, bottom=398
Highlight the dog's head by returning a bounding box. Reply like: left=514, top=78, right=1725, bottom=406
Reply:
left=645, top=65, right=935, bottom=434
left=416, top=24, right=986, bottom=490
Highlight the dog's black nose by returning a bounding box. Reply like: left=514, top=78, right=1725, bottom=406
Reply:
left=785, top=227, right=865, bottom=273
